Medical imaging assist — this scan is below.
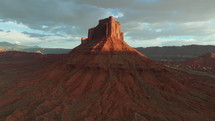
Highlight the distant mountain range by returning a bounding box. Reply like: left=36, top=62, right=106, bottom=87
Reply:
left=136, top=45, right=215, bottom=61
left=0, top=41, right=71, bottom=54
left=1, top=41, right=215, bottom=60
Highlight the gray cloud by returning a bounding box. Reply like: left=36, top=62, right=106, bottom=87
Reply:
left=0, top=29, right=10, bottom=33
left=125, top=21, right=215, bottom=40
left=22, top=32, right=53, bottom=38
left=74, top=0, right=215, bottom=22
left=0, top=0, right=215, bottom=47
left=0, top=0, right=113, bottom=36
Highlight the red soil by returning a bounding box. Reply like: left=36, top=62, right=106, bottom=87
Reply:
left=0, top=17, right=215, bottom=121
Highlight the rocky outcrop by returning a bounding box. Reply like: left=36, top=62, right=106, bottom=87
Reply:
left=202, top=52, right=215, bottom=59
left=79, top=16, right=138, bottom=53
left=81, top=37, right=88, bottom=44
left=0, top=48, right=6, bottom=52
left=81, top=16, right=124, bottom=44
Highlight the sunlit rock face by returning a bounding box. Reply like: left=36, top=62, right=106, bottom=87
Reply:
left=81, top=16, right=124, bottom=45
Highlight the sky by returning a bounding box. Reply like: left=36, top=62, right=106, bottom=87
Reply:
left=0, top=0, right=215, bottom=49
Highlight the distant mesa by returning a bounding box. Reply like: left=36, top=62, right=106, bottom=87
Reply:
left=78, top=16, right=138, bottom=53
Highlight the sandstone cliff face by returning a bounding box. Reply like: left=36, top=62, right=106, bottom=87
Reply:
left=79, top=16, right=141, bottom=53
left=81, top=16, right=124, bottom=44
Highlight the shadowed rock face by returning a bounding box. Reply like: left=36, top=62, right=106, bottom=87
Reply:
left=0, top=17, right=215, bottom=121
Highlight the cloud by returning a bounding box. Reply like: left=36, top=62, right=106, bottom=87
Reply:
left=29, top=35, right=81, bottom=48
left=74, top=0, right=215, bottom=22
left=0, top=0, right=215, bottom=48
left=0, top=0, right=115, bottom=35
left=0, top=30, right=41, bottom=44
left=123, top=20, right=215, bottom=44
left=22, top=32, right=53, bottom=38
left=15, top=40, right=21, bottom=45
left=74, top=0, right=215, bottom=46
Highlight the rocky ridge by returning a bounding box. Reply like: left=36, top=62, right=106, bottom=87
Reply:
left=161, top=52, right=215, bottom=74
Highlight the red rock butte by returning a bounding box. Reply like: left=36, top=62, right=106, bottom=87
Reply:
left=81, top=16, right=124, bottom=44
left=78, top=16, right=142, bottom=53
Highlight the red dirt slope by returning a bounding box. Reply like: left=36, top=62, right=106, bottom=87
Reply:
left=0, top=17, right=215, bottom=121
left=0, top=51, right=67, bottom=87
